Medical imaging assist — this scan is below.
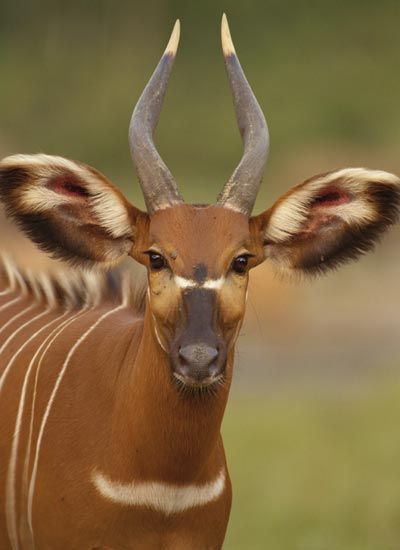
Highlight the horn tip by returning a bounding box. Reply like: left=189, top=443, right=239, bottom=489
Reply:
left=221, top=13, right=235, bottom=56
left=165, top=19, right=180, bottom=57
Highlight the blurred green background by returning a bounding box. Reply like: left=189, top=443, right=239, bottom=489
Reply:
left=1, top=1, right=400, bottom=548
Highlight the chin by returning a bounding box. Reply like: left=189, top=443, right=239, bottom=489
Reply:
left=172, top=371, right=225, bottom=396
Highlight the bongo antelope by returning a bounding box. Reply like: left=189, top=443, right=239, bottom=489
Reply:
left=0, top=14, right=399, bottom=550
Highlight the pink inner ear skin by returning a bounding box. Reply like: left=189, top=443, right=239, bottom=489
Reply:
left=311, top=186, right=352, bottom=208
left=47, top=176, right=90, bottom=199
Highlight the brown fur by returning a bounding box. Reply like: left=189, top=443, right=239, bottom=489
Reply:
left=0, top=266, right=231, bottom=549
left=0, top=156, right=399, bottom=548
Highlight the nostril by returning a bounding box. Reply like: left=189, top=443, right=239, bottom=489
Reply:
left=178, top=344, right=219, bottom=368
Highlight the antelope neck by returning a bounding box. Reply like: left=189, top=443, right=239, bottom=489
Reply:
left=109, top=305, right=231, bottom=484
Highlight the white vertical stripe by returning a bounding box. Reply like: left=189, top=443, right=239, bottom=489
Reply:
left=0, top=255, right=18, bottom=295
left=22, top=308, right=90, bottom=546
left=0, top=270, right=14, bottom=295
left=0, top=284, right=14, bottom=297
left=0, top=295, right=23, bottom=313
left=0, top=310, right=54, bottom=395
left=5, top=310, right=68, bottom=550
left=0, top=304, right=37, bottom=338
left=27, top=304, right=126, bottom=537
left=0, top=288, right=13, bottom=297
left=151, top=314, right=167, bottom=353
left=0, top=310, right=64, bottom=550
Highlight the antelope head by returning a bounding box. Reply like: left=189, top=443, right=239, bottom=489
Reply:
left=1, top=16, right=399, bottom=391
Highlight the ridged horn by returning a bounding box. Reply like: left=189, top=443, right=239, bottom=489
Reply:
left=218, top=14, right=270, bottom=216
left=129, top=20, right=183, bottom=214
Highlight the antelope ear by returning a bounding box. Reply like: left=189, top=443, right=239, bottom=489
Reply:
left=251, top=168, right=400, bottom=277
left=0, top=154, right=146, bottom=266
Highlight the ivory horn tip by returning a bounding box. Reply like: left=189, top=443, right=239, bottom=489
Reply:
left=165, top=19, right=181, bottom=57
left=221, top=13, right=236, bottom=56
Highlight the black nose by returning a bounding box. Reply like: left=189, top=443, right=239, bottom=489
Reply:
left=178, top=343, right=219, bottom=369
left=173, top=341, right=226, bottom=386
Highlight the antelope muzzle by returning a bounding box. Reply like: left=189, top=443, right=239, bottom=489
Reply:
left=170, top=288, right=227, bottom=388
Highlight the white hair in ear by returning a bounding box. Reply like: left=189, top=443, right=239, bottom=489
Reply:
left=265, top=168, right=400, bottom=243
left=2, top=154, right=133, bottom=240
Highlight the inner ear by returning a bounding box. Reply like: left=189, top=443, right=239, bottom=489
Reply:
left=311, top=186, right=353, bottom=208
left=47, top=175, right=91, bottom=200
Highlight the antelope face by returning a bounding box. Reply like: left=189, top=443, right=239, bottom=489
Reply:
left=134, top=204, right=264, bottom=388
left=1, top=16, right=399, bottom=394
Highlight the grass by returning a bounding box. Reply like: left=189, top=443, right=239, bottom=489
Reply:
left=222, top=380, right=400, bottom=549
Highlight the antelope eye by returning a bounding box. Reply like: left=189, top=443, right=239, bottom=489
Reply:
left=147, top=252, right=167, bottom=271
left=231, top=255, right=249, bottom=275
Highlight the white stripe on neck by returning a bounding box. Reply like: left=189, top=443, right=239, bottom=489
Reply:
left=92, top=469, right=226, bottom=515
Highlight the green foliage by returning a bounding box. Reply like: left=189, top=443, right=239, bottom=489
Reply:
left=223, top=381, right=400, bottom=549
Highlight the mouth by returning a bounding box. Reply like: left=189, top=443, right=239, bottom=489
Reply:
left=172, top=372, right=224, bottom=394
